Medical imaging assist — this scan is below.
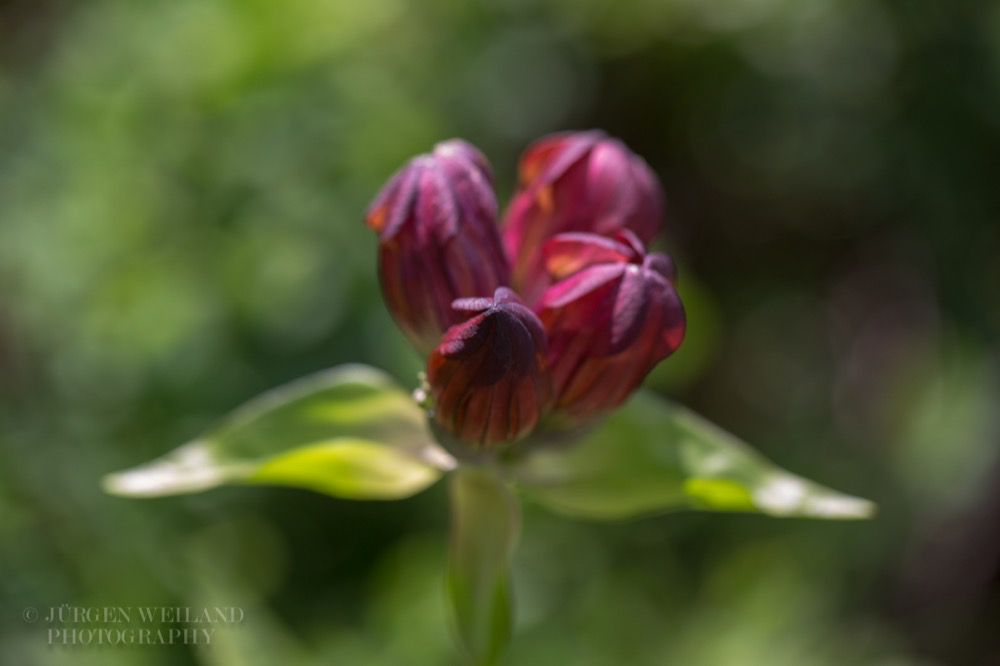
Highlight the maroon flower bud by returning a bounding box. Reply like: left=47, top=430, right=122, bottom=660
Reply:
left=426, top=287, right=552, bottom=452
left=502, top=130, right=665, bottom=304
left=536, top=231, right=684, bottom=420
left=366, top=140, right=510, bottom=355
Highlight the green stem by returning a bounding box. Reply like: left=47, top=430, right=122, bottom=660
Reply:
left=447, top=464, right=521, bottom=666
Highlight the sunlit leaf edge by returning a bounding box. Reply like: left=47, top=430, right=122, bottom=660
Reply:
left=103, top=364, right=455, bottom=501
left=513, top=390, right=877, bottom=521
left=102, top=436, right=447, bottom=500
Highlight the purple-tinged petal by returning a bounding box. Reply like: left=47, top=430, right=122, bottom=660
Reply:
left=644, top=252, right=677, bottom=285
left=536, top=233, right=685, bottom=423
left=452, top=297, right=496, bottom=313
left=543, top=232, right=637, bottom=280
left=537, top=263, right=625, bottom=310
left=365, top=139, right=509, bottom=355
left=502, top=131, right=666, bottom=304
left=427, top=288, right=552, bottom=454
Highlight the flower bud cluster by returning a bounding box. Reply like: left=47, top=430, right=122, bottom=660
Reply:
left=367, top=132, right=685, bottom=456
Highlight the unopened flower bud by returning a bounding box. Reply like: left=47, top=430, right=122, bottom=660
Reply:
left=426, top=287, right=551, bottom=452
left=536, top=231, right=684, bottom=420
left=366, top=140, right=510, bottom=355
left=502, top=130, right=664, bottom=304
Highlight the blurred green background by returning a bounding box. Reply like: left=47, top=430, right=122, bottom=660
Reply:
left=2, top=0, right=998, bottom=664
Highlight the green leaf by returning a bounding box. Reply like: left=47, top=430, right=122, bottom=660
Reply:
left=103, top=364, right=454, bottom=500
left=512, top=390, right=875, bottom=521
left=447, top=466, right=519, bottom=666
left=247, top=438, right=444, bottom=500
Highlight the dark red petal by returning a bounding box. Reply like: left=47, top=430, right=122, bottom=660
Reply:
left=426, top=288, right=552, bottom=452
left=537, top=263, right=624, bottom=310
left=608, top=266, right=649, bottom=354
left=438, top=311, right=492, bottom=360
left=536, top=233, right=685, bottom=422
left=435, top=139, right=494, bottom=184
left=451, top=296, right=495, bottom=313
left=364, top=140, right=509, bottom=355
left=517, top=131, right=602, bottom=187
left=645, top=252, right=677, bottom=284
left=542, top=232, right=636, bottom=280
left=502, top=131, right=666, bottom=306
